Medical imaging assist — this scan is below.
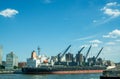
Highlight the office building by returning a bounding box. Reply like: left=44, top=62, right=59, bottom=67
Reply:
left=5, top=52, right=18, bottom=69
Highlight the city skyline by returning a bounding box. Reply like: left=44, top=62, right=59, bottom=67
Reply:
left=0, top=0, right=120, bottom=62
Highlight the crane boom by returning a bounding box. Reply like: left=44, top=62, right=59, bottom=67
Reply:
left=57, top=53, right=61, bottom=62
left=78, top=47, right=85, bottom=54
left=84, top=45, right=92, bottom=61
left=95, top=47, right=103, bottom=60
left=60, top=45, right=71, bottom=59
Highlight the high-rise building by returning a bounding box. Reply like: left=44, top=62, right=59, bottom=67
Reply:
left=5, top=52, right=18, bottom=69
left=0, top=46, right=3, bottom=65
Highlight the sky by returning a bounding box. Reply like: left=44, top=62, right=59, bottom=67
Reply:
left=0, top=0, right=120, bottom=62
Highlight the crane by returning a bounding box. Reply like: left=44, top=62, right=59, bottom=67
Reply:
left=84, top=45, right=92, bottom=62
left=78, top=47, right=85, bottom=54
left=95, top=47, right=103, bottom=60
left=60, top=45, right=71, bottom=60
left=57, top=53, right=61, bottom=62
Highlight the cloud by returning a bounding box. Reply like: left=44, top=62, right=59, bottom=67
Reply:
left=43, top=0, right=52, bottom=4
left=75, top=35, right=96, bottom=41
left=93, top=2, right=120, bottom=26
left=102, top=8, right=120, bottom=17
left=80, top=44, right=89, bottom=48
left=93, top=20, right=97, bottom=23
left=0, top=8, right=18, bottom=18
left=106, top=42, right=116, bottom=45
left=92, top=44, right=98, bottom=47
left=81, top=44, right=98, bottom=47
left=89, top=39, right=102, bottom=47
left=103, top=29, right=120, bottom=38
left=101, top=2, right=120, bottom=17
left=89, top=39, right=102, bottom=44
left=116, top=39, right=120, bottom=42
left=106, top=2, right=117, bottom=6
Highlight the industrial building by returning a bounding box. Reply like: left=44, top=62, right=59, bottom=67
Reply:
left=18, top=62, right=26, bottom=68
left=65, top=52, right=73, bottom=62
left=5, top=52, right=18, bottom=69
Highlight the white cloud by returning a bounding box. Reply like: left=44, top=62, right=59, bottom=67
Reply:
left=106, top=2, right=117, bottom=6
left=103, top=29, right=120, bottom=38
left=101, top=2, right=120, bottom=17
left=106, top=42, right=116, bottom=45
left=75, top=35, right=96, bottom=41
left=116, top=39, right=120, bottom=42
left=93, top=20, right=97, bottom=23
left=103, top=8, right=120, bottom=17
left=80, top=44, right=89, bottom=48
left=89, top=39, right=102, bottom=44
left=81, top=44, right=98, bottom=47
left=0, top=8, right=18, bottom=18
left=94, top=2, right=120, bottom=26
left=43, top=0, right=52, bottom=4
left=92, top=44, right=98, bottom=47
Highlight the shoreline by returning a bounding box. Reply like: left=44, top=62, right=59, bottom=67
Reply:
left=0, top=69, right=103, bottom=74
left=0, top=69, right=22, bottom=74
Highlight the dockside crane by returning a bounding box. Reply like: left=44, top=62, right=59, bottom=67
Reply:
left=58, top=45, right=71, bottom=62
left=95, top=47, right=104, bottom=60
left=84, top=45, right=92, bottom=62
left=78, top=47, right=85, bottom=54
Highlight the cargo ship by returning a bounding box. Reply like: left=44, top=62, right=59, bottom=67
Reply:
left=22, top=45, right=115, bottom=74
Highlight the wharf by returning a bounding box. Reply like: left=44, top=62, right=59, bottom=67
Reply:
left=0, top=70, right=14, bottom=74
left=0, top=69, right=22, bottom=74
left=100, top=66, right=120, bottom=79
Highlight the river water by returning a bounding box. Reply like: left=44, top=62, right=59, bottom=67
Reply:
left=0, top=73, right=101, bottom=79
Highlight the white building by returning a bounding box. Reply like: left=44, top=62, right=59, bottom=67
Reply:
left=5, top=52, right=18, bottom=69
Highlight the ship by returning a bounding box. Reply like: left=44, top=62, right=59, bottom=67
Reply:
left=22, top=45, right=116, bottom=74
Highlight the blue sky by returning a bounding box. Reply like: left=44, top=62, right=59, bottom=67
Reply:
left=0, top=0, right=120, bottom=62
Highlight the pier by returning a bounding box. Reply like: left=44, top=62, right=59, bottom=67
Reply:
left=100, top=65, right=120, bottom=79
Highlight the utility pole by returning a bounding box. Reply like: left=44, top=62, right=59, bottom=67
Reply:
left=37, top=46, right=40, bottom=56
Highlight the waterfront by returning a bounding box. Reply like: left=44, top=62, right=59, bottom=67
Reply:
left=0, top=73, right=101, bottom=79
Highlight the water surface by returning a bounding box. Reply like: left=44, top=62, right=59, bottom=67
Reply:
left=0, top=73, right=101, bottom=79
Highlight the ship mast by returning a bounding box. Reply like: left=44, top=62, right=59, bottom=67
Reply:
left=37, top=46, right=40, bottom=56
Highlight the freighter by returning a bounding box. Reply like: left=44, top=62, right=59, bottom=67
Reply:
left=22, top=45, right=116, bottom=74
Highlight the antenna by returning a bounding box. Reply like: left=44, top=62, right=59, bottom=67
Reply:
left=37, top=46, right=40, bottom=56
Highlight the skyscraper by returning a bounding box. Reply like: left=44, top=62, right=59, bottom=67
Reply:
left=0, top=46, right=3, bottom=65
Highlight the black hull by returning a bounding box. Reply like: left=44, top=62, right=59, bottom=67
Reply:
left=100, top=76, right=120, bottom=79
left=22, top=66, right=106, bottom=74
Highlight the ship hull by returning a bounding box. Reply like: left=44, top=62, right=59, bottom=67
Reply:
left=100, top=76, right=120, bottom=79
left=22, top=66, right=105, bottom=74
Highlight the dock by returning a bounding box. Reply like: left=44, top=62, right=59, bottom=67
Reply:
left=0, top=69, right=22, bottom=74
left=100, top=65, right=120, bottom=79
